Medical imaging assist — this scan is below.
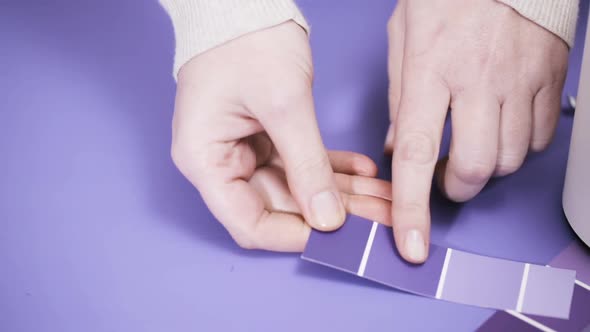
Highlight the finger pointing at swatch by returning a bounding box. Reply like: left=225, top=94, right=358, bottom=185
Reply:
left=387, top=0, right=572, bottom=263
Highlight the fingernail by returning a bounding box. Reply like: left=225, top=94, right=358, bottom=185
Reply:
left=310, top=191, right=344, bottom=230
left=404, top=229, right=426, bottom=262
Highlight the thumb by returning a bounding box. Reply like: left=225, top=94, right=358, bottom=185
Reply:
left=258, top=89, right=345, bottom=231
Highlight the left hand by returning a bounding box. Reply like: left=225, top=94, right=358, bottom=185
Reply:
left=384, top=0, right=569, bottom=263
left=171, top=22, right=393, bottom=252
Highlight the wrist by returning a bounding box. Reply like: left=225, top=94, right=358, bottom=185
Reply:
left=160, top=0, right=310, bottom=80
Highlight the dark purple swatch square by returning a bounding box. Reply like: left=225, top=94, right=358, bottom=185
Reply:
left=363, top=223, right=446, bottom=297
left=302, top=214, right=372, bottom=274
left=476, top=311, right=539, bottom=332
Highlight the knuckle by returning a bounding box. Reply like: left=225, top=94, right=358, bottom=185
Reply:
left=230, top=228, right=258, bottom=250
left=292, top=153, right=331, bottom=177
left=495, top=154, right=523, bottom=176
left=351, top=153, right=370, bottom=169
left=170, top=141, right=191, bottom=175
left=387, top=5, right=402, bottom=33
left=234, top=236, right=257, bottom=250
left=398, top=201, right=425, bottom=215
left=172, top=141, right=254, bottom=181
left=453, top=159, right=495, bottom=185
left=393, top=201, right=428, bottom=226
left=170, top=140, right=205, bottom=179
left=387, top=17, right=396, bottom=33
left=346, top=175, right=360, bottom=193
left=395, top=131, right=437, bottom=165
left=530, top=138, right=551, bottom=152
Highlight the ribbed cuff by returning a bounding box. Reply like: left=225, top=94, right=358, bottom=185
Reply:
left=160, top=0, right=310, bottom=80
left=497, top=0, right=579, bottom=48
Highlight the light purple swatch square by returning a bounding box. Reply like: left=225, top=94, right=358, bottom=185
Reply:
left=363, top=223, right=446, bottom=297
left=521, top=264, right=576, bottom=319
left=302, top=214, right=372, bottom=273
left=441, top=250, right=522, bottom=310
left=478, top=281, right=590, bottom=331
left=479, top=239, right=590, bottom=330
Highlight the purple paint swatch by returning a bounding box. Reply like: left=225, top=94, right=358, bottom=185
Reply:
left=363, top=223, right=446, bottom=297
left=440, top=250, right=523, bottom=311
left=303, top=214, right=372, bottom=273
left=479, top=285, right=590, bottom=332
left=302, top=215, right=577, bottom=319
left=478, top=240, right=590, bottom=331
left=521, top=264, right=576, bottom=318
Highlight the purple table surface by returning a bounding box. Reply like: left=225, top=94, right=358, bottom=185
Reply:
left=0, top=1, right=588, bottom=331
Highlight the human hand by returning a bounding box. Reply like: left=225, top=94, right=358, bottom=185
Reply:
left=384, top=0, right=569, bottom=263
left=171, top=21, right=392, bottom=252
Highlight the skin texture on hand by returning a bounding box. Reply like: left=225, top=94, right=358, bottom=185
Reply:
left=385, top=0, right=569, bottom=263
left=171, top=21, right=393, bottom=252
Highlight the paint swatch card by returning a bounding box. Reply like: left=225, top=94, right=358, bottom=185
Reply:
left=302, top=214, right=577, bottom=319
left=478, top=241, right=590, bottom=331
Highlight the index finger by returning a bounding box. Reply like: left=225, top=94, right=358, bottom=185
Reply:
left=392, top=68, right=450, bottom=263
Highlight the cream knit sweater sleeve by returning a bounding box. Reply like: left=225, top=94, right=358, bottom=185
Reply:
left=497, top=0, right=579, bottom=48
left=159, top=0, right=309, bottom=78
left=160, top=0, right=579, bottom=78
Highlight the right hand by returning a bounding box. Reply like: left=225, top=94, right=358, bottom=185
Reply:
left=384, top=0, right=568, bottom=263
left=171, top=21, right=392, bottom=252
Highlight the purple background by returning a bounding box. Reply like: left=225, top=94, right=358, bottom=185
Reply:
left=0, top=0, right=588, bottom=331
